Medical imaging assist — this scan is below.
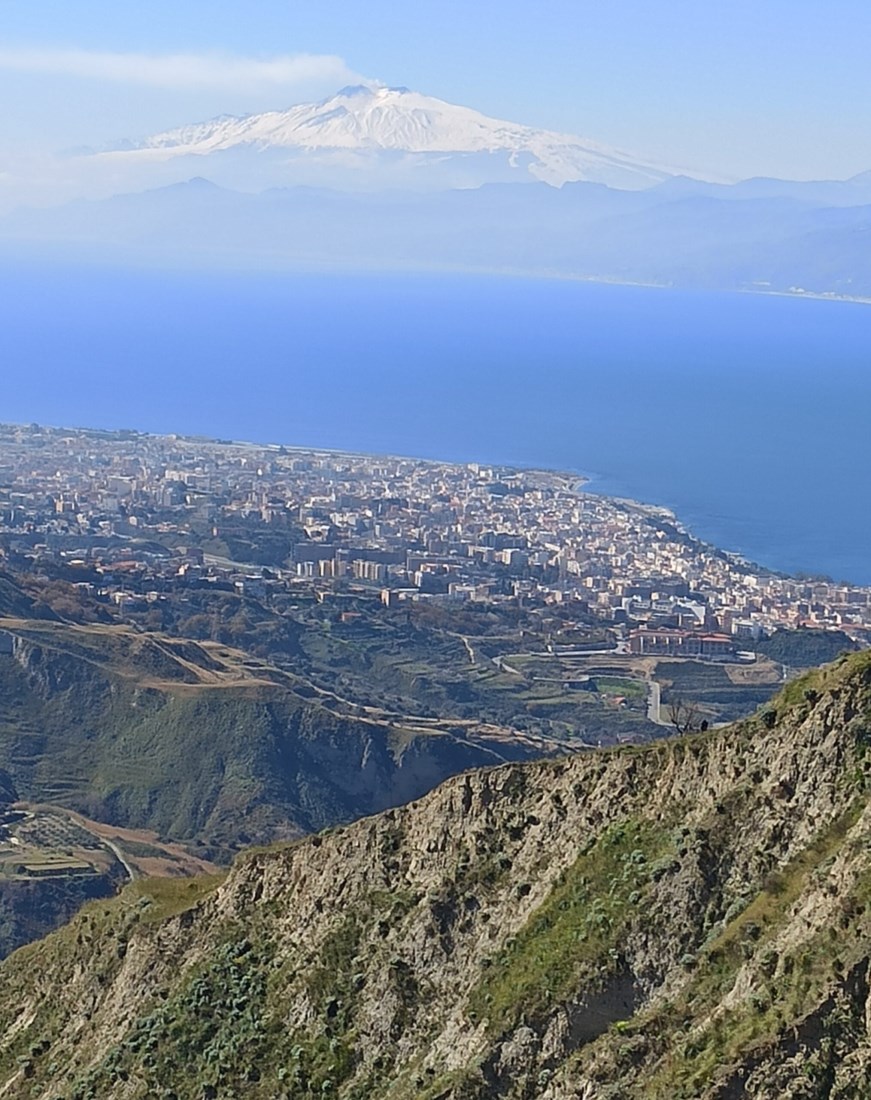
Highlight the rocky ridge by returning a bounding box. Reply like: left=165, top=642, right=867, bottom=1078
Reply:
left=0, top=651, right=870, bottom=1097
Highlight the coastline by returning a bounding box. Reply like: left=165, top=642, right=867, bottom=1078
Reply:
left=5, top=244, right=871, bottom=309
left=3, top=266, right=869, bottom=588
left=5, top=418, right=861, bottom=591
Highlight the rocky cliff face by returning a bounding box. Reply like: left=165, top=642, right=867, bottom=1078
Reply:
left=0, top=652, right=870, bottom=1099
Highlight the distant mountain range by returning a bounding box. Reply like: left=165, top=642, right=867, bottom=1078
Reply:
left=3, top=85, right=871, bottom=298
left=5, top=173, right=871, bottom=299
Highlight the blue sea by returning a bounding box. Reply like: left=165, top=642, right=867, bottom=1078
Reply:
left=2, top=265, right=870, bottom=585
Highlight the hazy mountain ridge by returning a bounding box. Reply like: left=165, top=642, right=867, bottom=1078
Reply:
left=4, top=172, right=871, bottom=297
left=1, top=651, right=870, bottom=1097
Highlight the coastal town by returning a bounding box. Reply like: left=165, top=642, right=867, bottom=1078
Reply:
left=1, top=420, right=869, bottom=655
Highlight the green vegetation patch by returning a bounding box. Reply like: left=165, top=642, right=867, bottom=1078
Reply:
left=468, top=818, right=672, bottom=1036
left=125, top=874, right=227, bottom=923
left=595, top=677, right=646, bottom=699
left=68, top=933, right=278, bottom=1100
left=303, top=912, right=364, bottom=1010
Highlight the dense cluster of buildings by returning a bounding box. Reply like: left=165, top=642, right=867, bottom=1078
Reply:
left=1, top=422, right=869, bottom=649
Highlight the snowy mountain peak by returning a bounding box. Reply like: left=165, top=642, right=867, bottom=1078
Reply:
left=114, top=86, right=685, bottom=190
left=333, top=84, right=412, bottom=99
left=335, top=84, right=379, bottom=97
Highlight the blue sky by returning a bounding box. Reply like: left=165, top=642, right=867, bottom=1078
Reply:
left=1, top=0, right=870, bottom=180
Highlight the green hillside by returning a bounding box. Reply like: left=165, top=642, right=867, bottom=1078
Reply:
left=0, top=651, right=870, bottom=1098
left=0, top=617, right=563, bottom=860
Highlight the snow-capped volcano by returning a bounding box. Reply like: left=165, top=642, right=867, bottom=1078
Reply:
left=116, top=85, right=679, bottom=190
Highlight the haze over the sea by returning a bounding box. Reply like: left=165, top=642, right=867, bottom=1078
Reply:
left=2, top=266, right=869, bottom=585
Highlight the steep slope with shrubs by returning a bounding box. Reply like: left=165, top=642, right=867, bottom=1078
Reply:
left=0, top=651, right=870, bottom=1098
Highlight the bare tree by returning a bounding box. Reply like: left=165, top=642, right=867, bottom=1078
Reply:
left=667, top=697, right=702, bottom=735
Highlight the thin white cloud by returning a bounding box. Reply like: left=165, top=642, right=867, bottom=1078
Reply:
left=0, top=47, right=361, bottom=91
